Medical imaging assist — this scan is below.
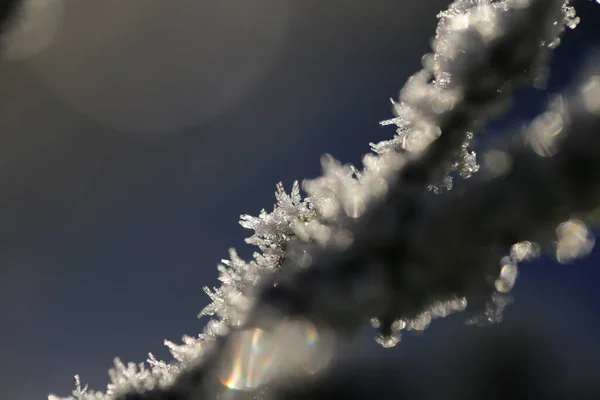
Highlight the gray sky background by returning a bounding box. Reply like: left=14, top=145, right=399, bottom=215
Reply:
left=0, top=1, right=599, bottom=399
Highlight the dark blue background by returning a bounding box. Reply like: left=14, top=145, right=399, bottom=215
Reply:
left=1, top=1, right=599, bottom=399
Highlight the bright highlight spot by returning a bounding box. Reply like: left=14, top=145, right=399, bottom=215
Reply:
left=555, top=219, right=595, bottom=264
left=530, top=111, right=564, bottom=157
left=581, top=75, right=600, bottom=114
left=218, top=319, right=332, bottom=392
left=218, top=328, right=273, bottom=391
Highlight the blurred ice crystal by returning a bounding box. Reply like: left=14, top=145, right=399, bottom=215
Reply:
left=510, top=241, right=540, bottom=262
left=555, top=219, right=595, bottom=264
left=375, top=332, right=401, bottom=348
left=483, top=149, right=513, bottom=177
left=581, top=75, right=600, bottom=114
left=377, top=297, right=468, bottom=348
left=495, top=257, right=519, bottom=293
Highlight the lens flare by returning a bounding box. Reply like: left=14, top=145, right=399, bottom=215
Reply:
left=530, top=111, right=564, bottom=157
left=218, top=328, right=274, bottom=391
left=555, top=219, right=595, bottom=264
left=218, top=319, right=332, bottom=392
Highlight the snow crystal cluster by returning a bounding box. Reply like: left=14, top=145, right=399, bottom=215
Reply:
left=49, top=1, right=597, bottom=400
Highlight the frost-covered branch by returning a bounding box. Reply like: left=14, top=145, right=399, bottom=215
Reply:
left=257, top=69, right=600, bottom=400
left=47, top=1, right=600, bottom=400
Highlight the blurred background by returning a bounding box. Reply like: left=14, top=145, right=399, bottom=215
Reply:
left=0, top=0, right=599, bottom=399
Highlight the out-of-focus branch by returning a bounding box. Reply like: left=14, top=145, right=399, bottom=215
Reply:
left=247, top=64, right=600, bottom=400
left=275, top=321, right=600, bottom=400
